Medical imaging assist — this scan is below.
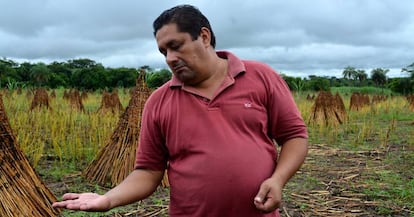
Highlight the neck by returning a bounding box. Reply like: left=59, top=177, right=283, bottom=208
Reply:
left=190, top=55, right=228, bottom=99
left=201, top=56, right=227, bottom=85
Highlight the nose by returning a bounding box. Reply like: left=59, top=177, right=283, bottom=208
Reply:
left=166, top=50, right=179, bottom=65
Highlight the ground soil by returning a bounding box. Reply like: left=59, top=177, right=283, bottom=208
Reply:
left=280, top=143, right=412, bottom=217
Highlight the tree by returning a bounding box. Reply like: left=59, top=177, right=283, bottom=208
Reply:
left=106, top=67, right=138, bottom=88
left=353, top=69, right=368, bottom=86
left=0, top=58, right=18, bottom=88
left=370, top=68, right=389, bottom=87
left=146, top=69, right=172, bottom=88
left=282, top=75, right=305, bottom=92
left=342, top=66, right=357, bottom=80
left=30, top=63, right=51, bottom=87
left=16, top=62, right=33, bottom=83
left=67, top=59, right=108, bottom=90
left=48, top=62, right=72, bottom=79
left=47, top=73, right=68, bottom=88
left=70, top=63, right=107, bottom=90
left=389, top=77, right=413, bottom=95
left=356, top=70, right=367, bottom=82
left=67, top=58, right=98, bottom=69
left=402, top=62, right=414, bottom=79
left=305, top=75, right=330, bottom=91
left=398, top=62, right=414, bottom=94
left=139, top=65, right=152, bottom=72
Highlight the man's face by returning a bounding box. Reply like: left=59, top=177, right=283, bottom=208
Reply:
left=155, top=23, right=206, bottom=85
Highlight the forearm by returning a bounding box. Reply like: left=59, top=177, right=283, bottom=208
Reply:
left=105, top=169, right=164, bottom=209
left=271, top=137, right=308, bottom=187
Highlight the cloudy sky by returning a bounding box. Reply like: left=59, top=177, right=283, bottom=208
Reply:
left=1, top=0, right=413, bottom=78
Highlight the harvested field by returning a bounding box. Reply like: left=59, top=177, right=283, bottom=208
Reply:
left=2, top=90, right=413, bottom=216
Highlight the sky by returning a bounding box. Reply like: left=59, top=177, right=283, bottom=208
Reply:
left=1, top=0, right=413, bottom=78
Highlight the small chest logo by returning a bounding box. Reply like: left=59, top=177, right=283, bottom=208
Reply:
left=244, top=102, right=252, bottom=108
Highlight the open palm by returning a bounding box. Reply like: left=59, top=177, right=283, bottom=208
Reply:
left=53, top=193, right=111, bottom=212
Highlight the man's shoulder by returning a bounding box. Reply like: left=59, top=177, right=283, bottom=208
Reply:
left=242, top=59, right=274, bottom=71
left=218, top=50, right=274, bottom=71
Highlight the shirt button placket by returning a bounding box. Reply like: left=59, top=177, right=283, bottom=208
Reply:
left=202, top=97, right=211, bottom=108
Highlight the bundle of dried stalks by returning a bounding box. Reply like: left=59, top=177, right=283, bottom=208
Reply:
left=0, top=94, right=60, bottom=217
left=81, top=91, right=88, bottom=100
left=350, top=92, right=370, bottom=111
left=83, top=71, right=167, bottom=188
left=308, top=91, right=347, bottom=126
left=1, top=89, right=12, bottom=99
left=97, top=90, right=124, bottom=114
left=111, top=91, right=124, bottom=112
left=69, top=89, right=85, bottom=112
left=50, top=89, right=56, bottom=98
left=334, top=93, right=347, bottom=124
left=29, top=88, right=52, bottom=111
left=372, top=94, right=387, bottom=104
left=63, top=89, right=70, bottom=100
left=97, top=91, right=113, bottom=113
left=306, top=94, right=315, bottom=101
left=407, top=94, right=414, bottom=111
left=26, top=89, right=33, bottom=99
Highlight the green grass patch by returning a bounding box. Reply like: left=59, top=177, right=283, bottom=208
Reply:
left=331, top=86, right=394, bottom=95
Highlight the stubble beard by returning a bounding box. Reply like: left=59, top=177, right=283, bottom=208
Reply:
left=172, top=62, right=197, bottom=85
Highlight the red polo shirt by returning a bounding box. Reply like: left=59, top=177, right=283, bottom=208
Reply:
left=135, top=51, right=307, bottom=217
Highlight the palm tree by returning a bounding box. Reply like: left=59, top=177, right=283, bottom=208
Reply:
left=402, top=63, right=414, bottom=94
left=356, top=70, right=368, bottom=82
left=371, top=68, right=389, bottom=87
left=342, top=66, right=357, bottom=80
left=402, top=62, right=414, bottom=79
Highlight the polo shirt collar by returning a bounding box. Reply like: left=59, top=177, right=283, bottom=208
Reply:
left=169, top=51, right=245, bottom=87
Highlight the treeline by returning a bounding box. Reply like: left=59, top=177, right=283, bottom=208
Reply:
left=0, top=58, right=172, bottom=91
left=0, top=57, right=413, bottom=94
left=281, top=64, right=414, bottom=95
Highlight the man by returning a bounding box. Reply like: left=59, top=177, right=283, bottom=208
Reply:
left=53, top=4, right=308, bottom=217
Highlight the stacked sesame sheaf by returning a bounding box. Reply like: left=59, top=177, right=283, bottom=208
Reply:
left=29, top=88, right=52, bottom=111
left=308, top=91, right=348, bottom=126
left=63, top=89, right=85, bottom=112
left=97, top=89, right=124, bottom=114
left=407, top=94, right=414, bottom=111
left=349, top=92, right=370, bottom=111
left=0, top=93, right=60, bottom=217
left=83, top=72, right=169, bottom=188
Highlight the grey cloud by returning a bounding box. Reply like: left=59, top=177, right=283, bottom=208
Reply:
left=1, top=0, right=414, bottom=77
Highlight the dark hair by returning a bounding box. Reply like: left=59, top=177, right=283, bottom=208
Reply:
left=153, top=4, right=216, bottom=48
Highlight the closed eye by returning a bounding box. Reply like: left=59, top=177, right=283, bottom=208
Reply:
left=158, top=41, right=183, bottom=57
left=168, top=41, right=183, bottom=53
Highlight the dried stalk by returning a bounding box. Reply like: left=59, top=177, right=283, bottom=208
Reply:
left=83, top=72, right=169, bottom=187
left=0, top=94, right=60, bottom=217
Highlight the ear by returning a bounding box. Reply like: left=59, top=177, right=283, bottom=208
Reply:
left=199, top=27, right=212, bottom=48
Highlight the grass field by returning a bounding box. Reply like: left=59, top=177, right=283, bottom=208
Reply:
left=2, top=88, right=414, bottom=217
